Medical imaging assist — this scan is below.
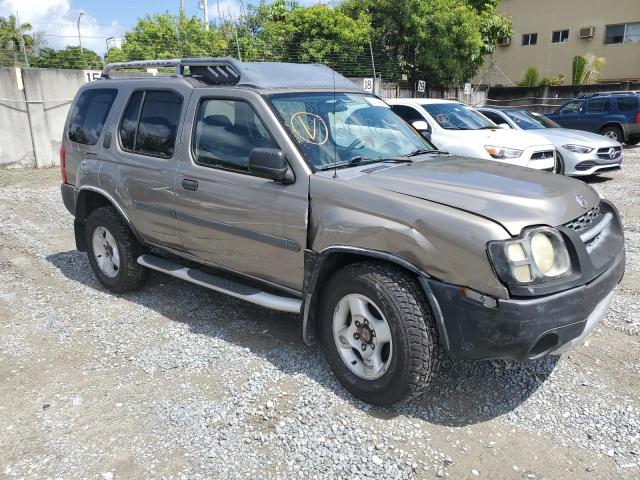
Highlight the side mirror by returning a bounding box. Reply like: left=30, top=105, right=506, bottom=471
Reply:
left=412, top=120, right=430, bottom=132
left=248, top=148, right=293, bottom=183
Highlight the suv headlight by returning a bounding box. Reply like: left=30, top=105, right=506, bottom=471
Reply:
left=563, top=144, right=593, bottom=154
left=484, top=145, right=523, bottom=159
left=488, top=227, right=571, bottom=285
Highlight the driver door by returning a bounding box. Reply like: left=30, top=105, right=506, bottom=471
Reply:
left=174, top=90, right=309, bottom=292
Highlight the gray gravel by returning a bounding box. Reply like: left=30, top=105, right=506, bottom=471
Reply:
left=1, top=148, right=639, bottom=479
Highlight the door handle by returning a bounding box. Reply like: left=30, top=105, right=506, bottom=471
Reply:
left=181, top=179, right=198, bottom=191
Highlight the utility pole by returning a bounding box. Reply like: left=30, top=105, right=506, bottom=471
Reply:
left=77, top=11, right=85, bottom=54
left=179, top=0, right=185, bottom=14
left=15, top=11, right=29, bottom=67
left=199, top=0, right=209, bottom=30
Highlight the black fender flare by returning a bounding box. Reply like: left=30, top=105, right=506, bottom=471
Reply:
left=300, top=246, right=448, bottom=351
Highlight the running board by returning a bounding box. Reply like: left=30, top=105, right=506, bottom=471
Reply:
left=137, top=255, right=302, bottom=313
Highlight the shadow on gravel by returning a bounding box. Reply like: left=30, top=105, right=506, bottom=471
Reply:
left=47, top=249, right=558, bottom=428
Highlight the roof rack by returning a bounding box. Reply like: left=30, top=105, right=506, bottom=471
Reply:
left=100, top=57, right=242, bottom=85
left=577, top=91, right=640, bottom=98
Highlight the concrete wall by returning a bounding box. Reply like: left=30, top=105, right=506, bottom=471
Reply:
left=0, top=68, right=87, bottom=169
left=478, top=0, right=640, bottom=85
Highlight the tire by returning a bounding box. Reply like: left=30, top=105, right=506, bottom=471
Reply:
left=626, top=137, right=640, bottom=146
left=600, top=125, right=624, bottom=143
left=554, top=151, right=565, bottom=175
left=85, top=206, right=148, bottom=293
left=319, top=261, right=441, bottom=406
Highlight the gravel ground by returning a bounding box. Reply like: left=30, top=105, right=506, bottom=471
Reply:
left=1, top=147, right=639, bottom=479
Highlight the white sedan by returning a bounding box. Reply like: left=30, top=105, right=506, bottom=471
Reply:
left=387, top=98, right=556, bottom=171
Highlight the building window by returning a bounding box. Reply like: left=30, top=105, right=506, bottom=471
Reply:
left=605, top=22, right=640, bottom=44
left=551, top=30, right=569, bottom=43
left=522, top=33, right=538, bottom=46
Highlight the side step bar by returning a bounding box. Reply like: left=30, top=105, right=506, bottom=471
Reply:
left=137, top=255, right=302, bottom=313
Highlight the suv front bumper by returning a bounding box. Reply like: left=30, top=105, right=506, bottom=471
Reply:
left=422, top=247, right=625, bottom=361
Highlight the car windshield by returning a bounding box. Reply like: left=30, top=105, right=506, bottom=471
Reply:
left=268, top=92, right=436, bottom=170
left=504, top=109, right=560, bottom=130
left=421, top=102, right=495, bottom=130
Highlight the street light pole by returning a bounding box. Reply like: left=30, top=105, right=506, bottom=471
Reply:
left=77, top=11, right=85, bottom=55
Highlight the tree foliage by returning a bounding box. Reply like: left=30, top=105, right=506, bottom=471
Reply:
left=0, top=15, right=36, bottom=67
left=518, top=66, right=539, bottom=87
left=32, top=46, right=103, bottom=69
left=340, top=0, right=511, bottom=84
left=572, top=53, right=606, bottom=85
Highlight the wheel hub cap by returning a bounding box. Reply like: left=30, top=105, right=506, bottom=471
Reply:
left=92, top=226, right=120, bottom=278
left=333, top=293, right=393, bottom=380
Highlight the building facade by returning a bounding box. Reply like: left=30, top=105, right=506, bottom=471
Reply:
left=479, top=0, right=640, bottom=85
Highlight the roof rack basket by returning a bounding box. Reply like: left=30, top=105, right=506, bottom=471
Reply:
left=577, top=91, right=640, bottom=99
left=100, top=57, right=242, bottom=85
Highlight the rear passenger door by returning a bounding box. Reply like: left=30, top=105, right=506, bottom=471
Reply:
left=100, top=85, right=191, bottom=249
left=581, top=97, right=611, bottom=133
left=174, top=90, right=309, bottom=292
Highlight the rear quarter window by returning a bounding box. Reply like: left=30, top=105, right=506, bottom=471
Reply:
left=616, top=96, right=639, bottom=112
left=67, top=89, right=117, bottom=145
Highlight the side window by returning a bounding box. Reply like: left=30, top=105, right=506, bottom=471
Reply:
left=559, top=101, right=583, bottom=114
left=481, top=111, right=506, bottom=125
left=193, top=99, right=277, bottom=172
left=119, top=90, right=182, bottom=158
left=587, top=98, right=610, bottom=113
left=391, top=105, right=425, bottom=123
left=617, top=97, right=639, bottom=112
left=68, top=89, right=117, bottom=145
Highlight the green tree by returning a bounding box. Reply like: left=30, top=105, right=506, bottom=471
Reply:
left=115, top=13, right=228, bottom=61
left=0, top=15, right=35, bottom=66
left=340, top=0, right=510, bottom=84
left=572, top=53, right=605, bottom=85
left=518, top=66, right=539, bottom=87
left=234, top=1, right=371, bottom=73
left=32, top=46, right=103, bottom=69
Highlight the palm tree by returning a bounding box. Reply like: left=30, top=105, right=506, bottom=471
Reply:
left=0, top=15, right=34, bottom=66
left=571, top=53, right=606, bottom=85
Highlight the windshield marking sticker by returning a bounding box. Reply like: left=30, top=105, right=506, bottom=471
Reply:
left=290, top=112, right=329, bottom=145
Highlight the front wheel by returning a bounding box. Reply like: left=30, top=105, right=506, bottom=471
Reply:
left=319, top=262, right=441, bottom=406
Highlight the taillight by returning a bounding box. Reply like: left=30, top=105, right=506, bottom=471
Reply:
left=636, top=112, right=640, bottom=124
left=59, top=144, right=67, bottom=183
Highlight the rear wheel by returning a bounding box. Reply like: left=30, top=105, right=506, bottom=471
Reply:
left=320, top=262, right=441, bottom=405
left=85, top=206, right=148, bottom=293
left=626, top=137, right=640, bottom=146
left=600, top=125, right=624, bottom=143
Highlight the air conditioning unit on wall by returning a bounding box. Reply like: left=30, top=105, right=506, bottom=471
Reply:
left=579, top=26, right=595, bottom=39
left=499, top=37, right=511, bottom=46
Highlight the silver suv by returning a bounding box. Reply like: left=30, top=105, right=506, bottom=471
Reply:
left=60, top=58, right=625, bottom=405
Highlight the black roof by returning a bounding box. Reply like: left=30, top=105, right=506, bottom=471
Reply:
left=101, top=57, right=361, bottom=91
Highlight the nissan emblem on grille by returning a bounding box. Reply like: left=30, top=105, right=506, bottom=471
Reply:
left=575, top=194, right=588, bottom=209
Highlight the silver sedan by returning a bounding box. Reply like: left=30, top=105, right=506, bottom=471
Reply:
left=478, top=107, right=623, bottom=177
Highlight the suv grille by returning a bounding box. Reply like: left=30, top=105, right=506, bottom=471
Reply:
left=597, top=146, right=622, bottom=160
left=563, top=203, right=602, bottom=233
left=530, top=150, right=554, bottom=160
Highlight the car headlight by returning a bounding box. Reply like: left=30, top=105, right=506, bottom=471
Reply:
left=563, top=144, right=593, bottom=154
left=484, top=145, right=523, bottom=159
left=488, top=227, right=571, bottom=285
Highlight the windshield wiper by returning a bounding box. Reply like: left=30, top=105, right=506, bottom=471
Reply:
left=319, top=156, right=412, bottom=171
left=404, top=148, right=449, bottom=157
left=478, top=125, right=499, bottom=130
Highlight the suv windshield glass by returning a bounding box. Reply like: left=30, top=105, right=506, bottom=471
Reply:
left=504, top=109, right=560, bottom=130
left=421, top=102, right=495, bottom=130
left=268, top=92, right=435, bottom=170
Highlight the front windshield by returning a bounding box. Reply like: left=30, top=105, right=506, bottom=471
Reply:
left=268, top=92, right=435, bottom=170
left=504, top=109, right=560, bottom=130
left=421, top=102, right=495, bottom=130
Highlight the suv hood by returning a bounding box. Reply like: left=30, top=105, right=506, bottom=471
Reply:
left=348, top=157, right=599, bottom=235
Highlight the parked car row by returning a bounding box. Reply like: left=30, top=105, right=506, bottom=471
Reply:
left=387, top=94, right=631, bottom=178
